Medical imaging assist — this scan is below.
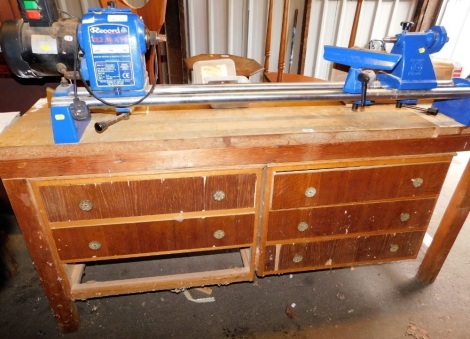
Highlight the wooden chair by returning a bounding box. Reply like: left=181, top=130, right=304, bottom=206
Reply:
left=99, top=0, right=167, bottom=84
left=264, top=0, right=322, bottom=82
left=182, top=5, right=263, bottom=83
left=184, top=54, right=264, bottom=83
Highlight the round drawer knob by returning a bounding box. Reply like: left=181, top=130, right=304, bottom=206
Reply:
left=411, top=177, right=424, bottom=188
left=304, top=187, right=317, bottom=198
left=400, top=212, right=410, bottom=222
left=390, top=244, right=399, bottom=253
left=213, top=230, right=225, bottom=239
left=88, top=240, right=102, bottom=251
left=212, top=190, right=226, bottom=202
left=293, top=254, right=303, bottom=263
left=297, top=221, right=309, bottom=232
left=79, top=199, right=93, bottom=211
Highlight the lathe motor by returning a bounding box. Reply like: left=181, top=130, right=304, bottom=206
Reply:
left=0, top=2, right=154, bottom=97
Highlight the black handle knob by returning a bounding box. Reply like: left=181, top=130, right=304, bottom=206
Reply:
left=400, top=21, right=414, bottom=32
left=94, top=121, right=108, bottom=132
left=94, top=113, right=128, bottom=133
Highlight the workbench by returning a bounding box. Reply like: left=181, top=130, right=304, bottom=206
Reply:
left=1, top=98, right=469, bottom=333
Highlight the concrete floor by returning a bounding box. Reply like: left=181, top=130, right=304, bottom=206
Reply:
left=0, top=152, right=469, bottom=338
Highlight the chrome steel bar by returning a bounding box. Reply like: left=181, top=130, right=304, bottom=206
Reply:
left=71, top=80, right=456, bottom=97
left=73, top=82, right=347, bottom=97
left=54, top=83, right=470, bottom=108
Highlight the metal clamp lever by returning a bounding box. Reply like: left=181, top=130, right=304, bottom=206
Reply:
left=396, top=102, right=439, bottom=115
left=352, top=72, right=370, bottom=111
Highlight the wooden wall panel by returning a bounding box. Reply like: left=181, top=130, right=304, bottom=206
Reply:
left=0, top=0, right=21, bottom=22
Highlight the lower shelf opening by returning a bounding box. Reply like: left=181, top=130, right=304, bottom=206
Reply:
left=64, top=248, right=252, bottom=299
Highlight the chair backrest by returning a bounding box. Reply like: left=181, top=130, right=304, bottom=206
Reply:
left=98, top=0, right=167, bottom=33
left=264, top=0, right=291, bottom=82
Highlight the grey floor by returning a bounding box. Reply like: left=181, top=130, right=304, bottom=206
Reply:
left=0, top=152, right=469, bottom=338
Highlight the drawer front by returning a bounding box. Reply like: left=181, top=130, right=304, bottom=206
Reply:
left=204, top=174, right=257, bottom=210
left=264, top=231, right=424, bottom=272
left=52, top=214, right=255, bottom=261
left=267, top=198, right=436, bottom=241
left=271, top=162, right=450, bottom=210
left=38, top=173, right=257, bottom=222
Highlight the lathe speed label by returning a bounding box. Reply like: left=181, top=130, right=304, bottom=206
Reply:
left=88, top=24, right=136, bottom=87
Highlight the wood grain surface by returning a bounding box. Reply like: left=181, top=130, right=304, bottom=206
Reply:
left=0, top=99, right=469, bottom=178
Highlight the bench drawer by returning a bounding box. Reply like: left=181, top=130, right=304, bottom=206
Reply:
left=264, top=231, right=424, bottom=273
left=52, top=214, right=255, bottom=261
left=267, top=198, right=436, bottom=241
left=271, top=162, right=450, bottom=210
left=37, top=173, right=257, bottom=222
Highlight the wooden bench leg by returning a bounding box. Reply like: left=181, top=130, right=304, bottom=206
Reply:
left=417, top=158, right=470, bottom=283
left=3, top=179, right=80, bottom=333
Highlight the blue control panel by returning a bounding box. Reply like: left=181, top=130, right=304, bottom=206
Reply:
left=77, top=8, right=148, bottom=97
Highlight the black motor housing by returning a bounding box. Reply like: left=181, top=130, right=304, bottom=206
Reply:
left=0, top=18, right=79, bottom=78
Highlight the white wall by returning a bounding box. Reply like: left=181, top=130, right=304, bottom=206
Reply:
left=185, top=0, right=419, bottom=81
left=58, top=0, right=469, bottom=80
left=56, top=0, right=100, bottom=17
left=434, top=0, right=470, bottom=78
left=305, top=0, right=418, bottom=79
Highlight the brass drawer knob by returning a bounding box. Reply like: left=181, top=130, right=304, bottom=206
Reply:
left=400, top=212, right=410, bottom=222
left=390, top=244, right=399, bottom=253
left=411, top=177, right=424, bottom=188
left=79, top=199, right=93, bottom=211
left=297, top=221, right=309, bottom=232
left=88, top=240, right=102, bottom=251
left=213, top=230, right=225, bottom=239
left=212, top=190, right=226, bottom=202
left=304, top=187, right=317, bottom=198
left=293, top=254, right=303, bottom=263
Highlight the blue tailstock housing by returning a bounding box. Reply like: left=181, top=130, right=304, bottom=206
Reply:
left=433, top=78, right=470, bottom=126
left=377, top=26, right=447, bottom=90
left=324, top=46, right=400, bottom=93
left=324, top=25, right=448, bottom=93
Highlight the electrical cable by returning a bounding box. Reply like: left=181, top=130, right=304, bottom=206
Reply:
left=72, top=28, right=79, bottom=99
left=58, top=10, right=79, bottom=19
